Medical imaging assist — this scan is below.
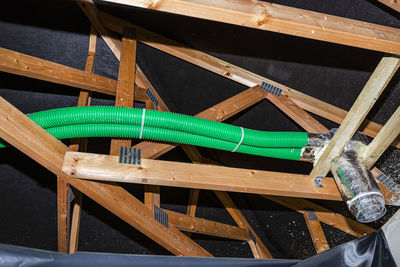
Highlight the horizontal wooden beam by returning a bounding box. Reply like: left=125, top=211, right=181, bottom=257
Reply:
left=263, top=196, right=375, bottom=238
left=0, top=47, right=148, bottom=102
left=362, top=106, right=400, bottom=168
left=100, top=0, right=400, bottom=54
left=63, top=151, right=400, bottom=205
left=310, top=55, right=400, bottom=180
left=0, top=96, right=211, bottom=257
left=63, top=151, right=343, bottom=201
left=98, top=11, right=400, bottom=149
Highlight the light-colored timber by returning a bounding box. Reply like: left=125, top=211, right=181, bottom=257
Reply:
left=310, top=55, right=400, bottom=181
left=100, top=0, right=400, bottom=54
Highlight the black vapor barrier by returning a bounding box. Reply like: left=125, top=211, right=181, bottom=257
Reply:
left=0, top=229, right=396, bottom=267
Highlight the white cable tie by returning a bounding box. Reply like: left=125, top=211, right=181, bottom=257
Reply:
left=139, top=108, right=146, bottom=139
left=232, top=127, right=244, bottom=152
left=346, top=192, right=383, bottom=205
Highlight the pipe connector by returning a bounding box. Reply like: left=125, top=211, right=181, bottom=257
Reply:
left=304, top=130, right=386, bottom=223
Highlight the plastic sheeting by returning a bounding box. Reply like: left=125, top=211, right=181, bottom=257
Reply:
left=0, top=229, right=396, bottom=267
left=0, top=244, right=297, bottom=267
left=296, top=229, right=396, bottom=267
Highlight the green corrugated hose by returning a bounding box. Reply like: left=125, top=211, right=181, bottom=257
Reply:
left=0, top=106, right=309, bottom=160
left=27, top=106, right=308, bottom=148
left=46, top=124, right=302, bottom=160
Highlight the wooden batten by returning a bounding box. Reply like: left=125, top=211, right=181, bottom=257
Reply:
left=310, top=55, right=400, bottom=181
left=100, top=0, right=400, bottom=54
left=68, top=25, right=98, bottom=254
left=0, top=47, right=148, bottom=102
left=109, top=27, right=137, bottom=155
left=362, top=106, right=400, bottom=168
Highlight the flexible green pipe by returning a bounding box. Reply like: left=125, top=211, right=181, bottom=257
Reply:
left=0, top=123, right=301, bottom=159
left=44, top=124, right=302, bottom=160
left=0, top=106, right=308, bottom=160
left=27, top=106, right=308, bottom=148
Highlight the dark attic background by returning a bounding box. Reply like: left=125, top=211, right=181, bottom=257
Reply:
left=0, top=0, right=400, bottom=260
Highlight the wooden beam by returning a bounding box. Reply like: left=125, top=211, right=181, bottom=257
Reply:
left=76, top=0, right=157, bottom=107
left=310, top=55, right=400, bottom=181
left=0, top=96, right=211, bottom=257
left=267, top=94, right=328, bottom=133
left=98, top=11, right=400, bottom=149
left=186, top=189, right=199, bottom=217
left=144, top=185, right=160, bottom=209
left=266, top=94, right=330, bottom=253
left=109, top=27, right=137, bottom=155
left=100, top=0, right=400, bottom=54
left=60, top=174, right=213, bottom=256
left=68, top=25, right=98, bottom=254
left=165, top=209, right=250, bottom=241
left=141, top=78, right=164, bottom=210
left=0, top=47, right=148, bottom=102
left=263, top=196, right=375, bottom=238
left=214, top=191, right=272, bottom=259
left=362, top=106, right=400, bottom=168
left=136, top=66, right=170, bottom=112
left=63, top=151, right=346, bottom=201
left=57, top=178, right=70, bottom=253
left=303, top=213, right=330, bottom=254
left=0, top=47, right=115, bottom=96
left=69, top=189, right=83, bottom=253
left=77, top=0, right=122, bottom=59
left=377, top=0, right=400, bottom=13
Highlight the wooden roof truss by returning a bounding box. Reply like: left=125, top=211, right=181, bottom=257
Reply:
left=0, top=0, right=399, bottom=258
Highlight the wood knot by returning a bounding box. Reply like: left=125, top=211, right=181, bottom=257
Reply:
left=256, top=10, right=271, bottom=27
left=147, top=1, right=159, bottom=9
